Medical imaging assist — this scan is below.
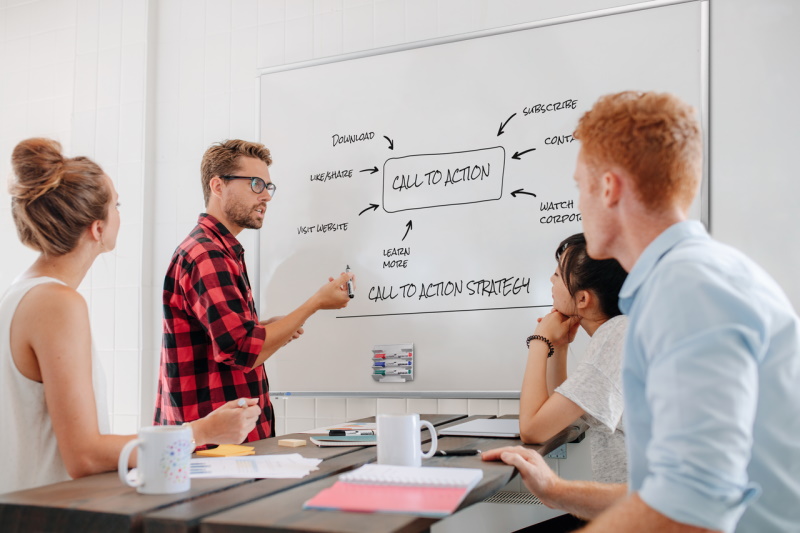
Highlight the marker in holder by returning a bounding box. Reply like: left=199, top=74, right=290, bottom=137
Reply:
left=373, top=360, right=412, bottom=367
left=372, top=343, right=414, bottom=383
left=374, top=368, right=411, bottom=376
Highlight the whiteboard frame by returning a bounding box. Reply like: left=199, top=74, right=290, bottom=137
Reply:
left=254, top=0, right=710, bottom=398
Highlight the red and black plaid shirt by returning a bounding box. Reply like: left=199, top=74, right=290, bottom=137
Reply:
left=154, top=213, right=274, bottom=441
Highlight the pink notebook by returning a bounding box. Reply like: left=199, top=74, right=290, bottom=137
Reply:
left=303, top=464, right=483, bottom=518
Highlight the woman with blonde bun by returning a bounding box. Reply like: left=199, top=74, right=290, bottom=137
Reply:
left=0, top=138, right=261, bottom=494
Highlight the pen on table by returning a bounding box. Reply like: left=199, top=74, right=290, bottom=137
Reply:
left=329, top=430, right=374, bottom=436
left=433, top=449, right=481, bottom=456
left=345, top=265, right=355, bottom=298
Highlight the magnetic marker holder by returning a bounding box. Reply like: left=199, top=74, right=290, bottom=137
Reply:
left=372, top=343, right=414, bottom=382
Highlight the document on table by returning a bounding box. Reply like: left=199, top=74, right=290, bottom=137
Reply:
left=190, top=453, right=322, bottom=479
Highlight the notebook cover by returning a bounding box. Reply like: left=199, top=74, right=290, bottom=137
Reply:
left=303, top=481, right=469, bottom=517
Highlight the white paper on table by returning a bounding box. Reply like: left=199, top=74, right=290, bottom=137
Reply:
left=190, top=453, right=322, bottom=479
left=301, top=422, right=377, bottom=434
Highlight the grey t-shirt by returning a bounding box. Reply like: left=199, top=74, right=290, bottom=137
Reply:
left=555, top=315, right=628, bottom=484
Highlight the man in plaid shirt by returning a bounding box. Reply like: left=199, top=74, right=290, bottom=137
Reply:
left=154, top=139, right=354, bottom=442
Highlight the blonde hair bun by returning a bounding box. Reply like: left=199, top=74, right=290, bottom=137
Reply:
left=10, top=138, right=66, bottom=204
left=10, top=137, right=108, bottom=256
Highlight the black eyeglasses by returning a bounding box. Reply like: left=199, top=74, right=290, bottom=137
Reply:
left=220, top=175, right=277, bottom=196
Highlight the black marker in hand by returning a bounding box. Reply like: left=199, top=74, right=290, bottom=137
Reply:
left=346, top=265, right=355, bottom=299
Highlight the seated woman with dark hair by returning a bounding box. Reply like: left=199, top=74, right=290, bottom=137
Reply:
left=0, top=138, right=261, bottom=494
left=519, top=233, right=629, bottom=485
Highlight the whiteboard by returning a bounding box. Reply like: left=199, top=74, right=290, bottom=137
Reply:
left=257, top=1, right=708, bottom=396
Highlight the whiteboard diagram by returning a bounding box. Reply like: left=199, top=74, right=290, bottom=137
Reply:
left=257, top=1, right=707, bottom=395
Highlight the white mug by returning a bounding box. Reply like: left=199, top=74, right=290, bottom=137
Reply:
left=377, top=413, right=438, bottom=467
left=118, top=425, right=193, bottom=494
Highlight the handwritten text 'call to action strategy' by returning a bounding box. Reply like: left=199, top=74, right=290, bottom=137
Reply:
left=368, top=276, right=530, bottom=302
left=382, top=147, right=505, bottom=213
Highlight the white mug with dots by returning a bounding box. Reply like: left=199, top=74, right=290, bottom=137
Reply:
left=118, top=425, right=193, bottom=494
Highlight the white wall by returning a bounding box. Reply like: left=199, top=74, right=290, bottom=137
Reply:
left=0, top=0, right=148, bottom=435
left=1, top=0, right=798, bottom=483
left=710, top=1, right=800, bottom=306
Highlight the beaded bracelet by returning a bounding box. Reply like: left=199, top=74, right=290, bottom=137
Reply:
left=526, top=334, right=555, bottom=357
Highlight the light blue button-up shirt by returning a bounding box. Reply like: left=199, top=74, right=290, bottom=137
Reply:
left=619, top=220, right=800, bottom=532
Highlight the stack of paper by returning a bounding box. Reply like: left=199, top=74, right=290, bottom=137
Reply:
left=190, top=453, right=322, bottom=479
left=304, top=464, right=483, bottom=517
left=309, top=435, right=376, bottom=447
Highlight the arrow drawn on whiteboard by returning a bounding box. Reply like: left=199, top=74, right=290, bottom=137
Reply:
left=359, top=204, right=379, bottom=216
left=360, top=166, right=379, bottom=174
left=402, top=220, right=413, bottom=241
left=383, top=136, right=394, bottom=150
left=511, top=189, right=537, bottom=198
left=512, top=148, right=536, bottom=160
left=497, top=113, right=516, bottom=136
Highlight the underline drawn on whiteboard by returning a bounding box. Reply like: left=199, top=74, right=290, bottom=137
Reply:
left=358, top=204, right=379, bottom=216
left=497, top=113, right=516, bottom=136
left=511, top=189, right=537, bottom=198
left=383, top=136, right=394, bottom=150
left=511, top=147, right=537, bottom=160
left=360, top=166, right=379, bottom=174
left=336, top=304, right=553, bottom=319
left=382, top=147, right=505, bottom=213
left=401, top=221, right=412, bottom=241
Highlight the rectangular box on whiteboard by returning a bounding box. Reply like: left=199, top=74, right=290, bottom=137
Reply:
left=382, top=147, right=505, bottom=213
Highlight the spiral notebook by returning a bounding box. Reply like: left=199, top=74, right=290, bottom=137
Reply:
left=303, top=464, right=483, bottom=517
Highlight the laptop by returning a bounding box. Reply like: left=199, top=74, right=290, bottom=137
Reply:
left=438, top=418, right=520, bottom=438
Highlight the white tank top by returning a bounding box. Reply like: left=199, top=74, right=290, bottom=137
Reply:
left=0, top=277, right=110, bottom=494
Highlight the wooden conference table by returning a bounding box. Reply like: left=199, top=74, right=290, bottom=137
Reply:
left=0, top=414, right=585, bottom=533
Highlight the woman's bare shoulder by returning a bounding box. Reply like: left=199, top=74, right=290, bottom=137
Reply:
left=18, top=281, right=88, bottom=323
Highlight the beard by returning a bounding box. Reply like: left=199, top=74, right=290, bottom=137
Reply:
left=225, top=201, right=265, bottom=230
